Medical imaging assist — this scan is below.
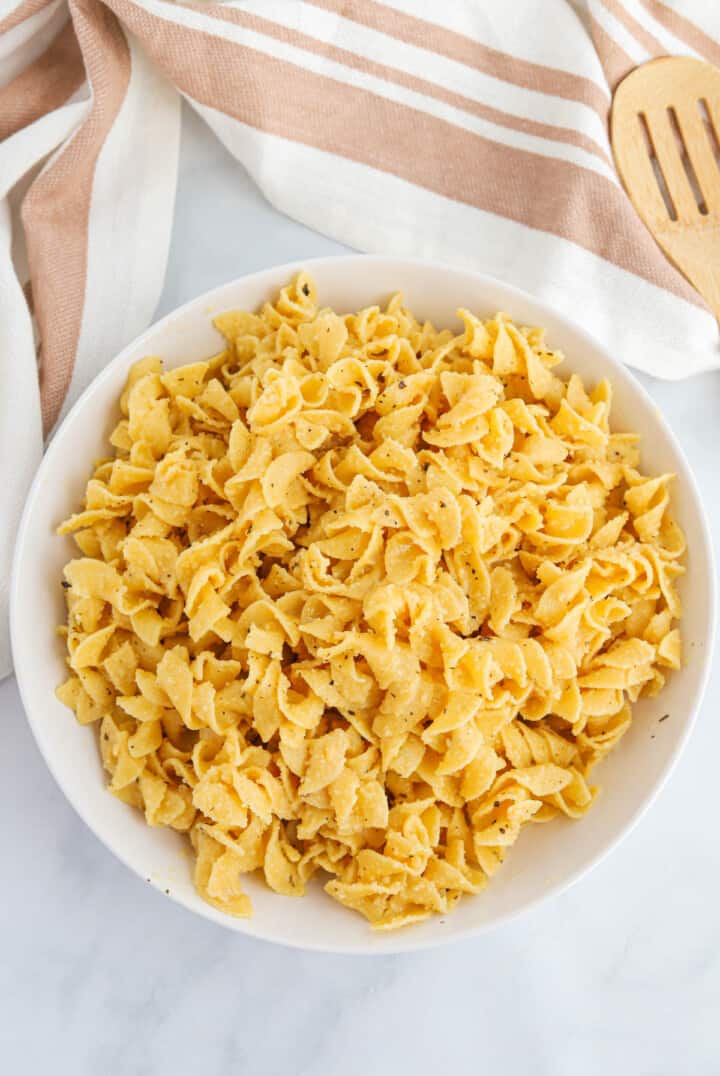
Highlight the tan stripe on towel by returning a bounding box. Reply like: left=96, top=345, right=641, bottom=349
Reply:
left=307, top=0, right=611, bottom=119
left=0, top=0, right=52, bottom=36
left=601, top=0, right=666, bottom=57
left=588, top=14, right=637, bottom=90
left=637, top=0, right=720, bottom=66
left=0, top=20, right=85, bottom=142
left=108, top=0, right=704, bottom=310
left=199, top=2, right=612, bottom=166
left=21, top=0, right=130, bottom=432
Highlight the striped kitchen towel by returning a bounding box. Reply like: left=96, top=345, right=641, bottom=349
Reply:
left=1, top=0, right=719, bottom=676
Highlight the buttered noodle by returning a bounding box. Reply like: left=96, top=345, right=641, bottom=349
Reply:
left=56, top=275, right=683, bottom=929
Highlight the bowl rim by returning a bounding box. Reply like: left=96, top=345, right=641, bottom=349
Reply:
left=11, top=253, right=716, bottom=954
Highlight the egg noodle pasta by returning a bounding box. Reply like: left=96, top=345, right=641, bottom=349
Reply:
left=56, top=275, right=684, bottom=930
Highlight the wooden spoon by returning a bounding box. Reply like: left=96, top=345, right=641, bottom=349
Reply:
left=611, top=56, right=720, bottom=319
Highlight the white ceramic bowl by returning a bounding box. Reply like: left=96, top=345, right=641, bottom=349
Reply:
left=12, top=256, right=714, bottom=954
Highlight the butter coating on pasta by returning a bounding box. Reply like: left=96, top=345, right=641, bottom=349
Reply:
left=56, top=275, right=684, bottom=930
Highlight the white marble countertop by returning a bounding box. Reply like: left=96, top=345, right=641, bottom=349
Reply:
left=3, top=106, right=719, bottom=1075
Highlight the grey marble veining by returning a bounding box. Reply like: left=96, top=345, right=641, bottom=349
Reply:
left=2, top=104, right=719, bottom=1076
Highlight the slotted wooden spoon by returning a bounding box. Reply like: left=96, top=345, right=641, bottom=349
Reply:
left=611, top=56, right=720, bottom=319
